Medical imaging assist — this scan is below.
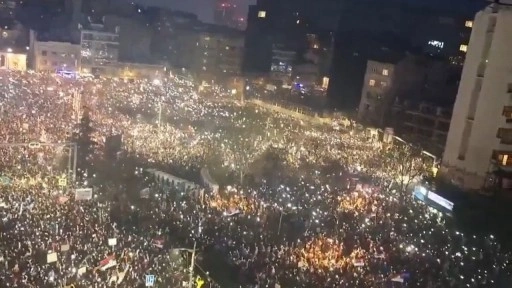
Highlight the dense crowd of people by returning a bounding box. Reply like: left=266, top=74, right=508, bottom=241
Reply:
left=0, top=69, right=510, bottom=288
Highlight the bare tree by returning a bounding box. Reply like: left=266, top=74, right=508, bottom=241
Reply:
left=382, top=144, right=432, bottom=192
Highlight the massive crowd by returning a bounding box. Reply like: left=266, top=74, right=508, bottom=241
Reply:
left=0, top=69, right=510, bottom=288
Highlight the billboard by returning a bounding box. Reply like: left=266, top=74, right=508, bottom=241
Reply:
left=413, top=185, right=453, bottom=213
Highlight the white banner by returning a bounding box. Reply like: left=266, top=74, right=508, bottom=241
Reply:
left=75, top=188, right=93, bottom=200
left=47, top=252, right=58, bottom=263
left=108, top=238, right=117, bottom=246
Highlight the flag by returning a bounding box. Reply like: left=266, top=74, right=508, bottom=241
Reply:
left=98, top=255, right=117, bottom=271
left=152, top=239, right=164, bottom=249
left=57, top=196, right=69, bottom=204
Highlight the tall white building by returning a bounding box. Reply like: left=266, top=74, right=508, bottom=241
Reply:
left=442, top=1, right=512, bottom=190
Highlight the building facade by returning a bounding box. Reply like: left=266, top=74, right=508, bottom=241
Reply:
left=357, top=60, right=395, bottom=125
left=33, top=40, right=80, bottom=72
left=390, top=102, right=450, bottom=156
left=0, top=50, right=26, bottom=70
left=442, top=1, right=512, bottom=190
left=80, top=25, right=119, bottom=75
left=192, top=25, right=244, bottom=83
left=270, top=47, right=295, bottom=85
left=95, top=62, right=166, bottom=80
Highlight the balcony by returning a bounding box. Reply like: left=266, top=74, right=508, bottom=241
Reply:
left=497, top=128, right=512, bottom=145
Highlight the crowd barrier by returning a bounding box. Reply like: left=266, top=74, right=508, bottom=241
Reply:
left=145, top=169, right=198, bottom=192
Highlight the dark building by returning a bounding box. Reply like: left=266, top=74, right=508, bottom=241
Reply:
left=243, top=0, right=341, bottom=75
left=328, top=0, right=482, bottom=111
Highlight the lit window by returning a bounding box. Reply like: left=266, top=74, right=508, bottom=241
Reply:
left=258, top=11, right=266, bottom=18
left=465, top=21, right=473, bottom=28
left=313, top=44, right=319, bottom=49
left=459, top=44, right=468, bottom=52
left=369, top=79, right=375, bottom=86
left=296, top=20, right=300, bottom=24
left=382, top=69, right=388, bottom=76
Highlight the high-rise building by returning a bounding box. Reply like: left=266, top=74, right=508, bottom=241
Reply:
left=441, top=1, right=512, bottom=190
left=214, top=0, right=236, bottom=28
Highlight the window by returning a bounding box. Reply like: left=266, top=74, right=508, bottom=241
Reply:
left=465, top=20, right=473, bottom=28
left=369, top=79, right=375, bottom=86
left=493, top=150, right=512, bottom=166
left=382, top=69, right=389, bottom=76
left=503, top=106, right=512, bottom=118
left=41, top=50, right=47, bottom=56
left=258, top=11, right=266, bottom=18
left=459, top=44, right=468, bottom=52
left=497, top=128, right=512, bottom=144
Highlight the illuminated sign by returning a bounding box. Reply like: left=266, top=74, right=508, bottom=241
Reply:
left=145, top=275, right=155, bottom=286
left=413, top=186, right=454, bottom=212
left=427, top=191, right=454, bottom=211
left=428, top=40, right=444, bottom=49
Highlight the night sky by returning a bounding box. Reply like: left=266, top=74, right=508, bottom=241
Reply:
left=130, top=0, right=256, bottom=23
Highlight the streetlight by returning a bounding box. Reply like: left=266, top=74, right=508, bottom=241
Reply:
left=278, top=205, right=297, bottom=235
